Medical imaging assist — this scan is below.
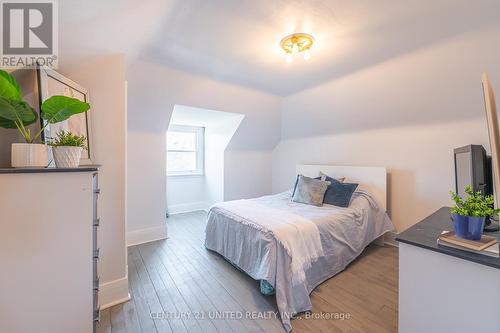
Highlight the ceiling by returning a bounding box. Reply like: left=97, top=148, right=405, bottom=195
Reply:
left=170, top=105, right=244, bottom=128
left=59, top=0, right=500, bottom=96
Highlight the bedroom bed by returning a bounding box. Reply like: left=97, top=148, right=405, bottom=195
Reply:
left=204, top=165, right=394, bottom=332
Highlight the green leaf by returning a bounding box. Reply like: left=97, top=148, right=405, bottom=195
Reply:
left=450, top=184, right=498, bottom=217
left=0, top=70, right=22, bottom=101
left=0, top=116, right=17, bottom=128
left=41, top=96, right=90, bottom=124
left=0, top=97, right=37, bottom=127
left=48, top=130, right=87, bottom=148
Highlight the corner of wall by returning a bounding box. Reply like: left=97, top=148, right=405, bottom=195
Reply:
left=99, top=274, right=130, bottom=309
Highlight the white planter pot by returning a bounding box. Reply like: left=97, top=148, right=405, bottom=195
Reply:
left=11, top=143, right=49, bottom=168
left=52, top=146, right=83, bottom=168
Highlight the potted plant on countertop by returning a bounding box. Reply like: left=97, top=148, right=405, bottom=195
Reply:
left=49, top=130, right=87, bottom=168
left=450, top=185, right=499, bottom=240
left=0, top=70, right=90, bottom=168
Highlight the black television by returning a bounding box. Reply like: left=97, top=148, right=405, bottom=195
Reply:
left=454, top=145, right=492, bottom=198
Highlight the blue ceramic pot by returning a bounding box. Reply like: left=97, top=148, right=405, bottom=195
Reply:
left=451, top=214, right=485, bottom=240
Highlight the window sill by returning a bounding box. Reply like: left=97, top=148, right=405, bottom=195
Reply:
left=167, top=173, right=205, bottom=178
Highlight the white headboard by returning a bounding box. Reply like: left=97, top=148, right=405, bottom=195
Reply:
left=296, top=165, right=387, bottom=211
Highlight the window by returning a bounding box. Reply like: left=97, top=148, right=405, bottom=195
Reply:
left=167, top=125, right=204, bottom=176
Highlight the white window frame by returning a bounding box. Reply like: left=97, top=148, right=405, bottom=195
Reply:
left=167, top=124, right=205, bottom=176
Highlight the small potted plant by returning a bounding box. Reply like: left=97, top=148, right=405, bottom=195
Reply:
left=450, top=185, right=499, bottom=240
left=49, top=130, right=87, bottom=168
left=0, top=70, right=90, bottom=167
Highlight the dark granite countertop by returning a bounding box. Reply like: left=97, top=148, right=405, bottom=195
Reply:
left=0, top=165, right=99, bottom=174
left=396, top=207, right=500, bottom=269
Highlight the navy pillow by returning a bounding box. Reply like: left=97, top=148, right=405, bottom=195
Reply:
left=322, top=176, right=358, bottom=207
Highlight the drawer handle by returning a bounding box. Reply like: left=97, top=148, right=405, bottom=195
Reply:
left=94, top=306, right=101, bottom=322
left=93, top=248, right=100, bottom=260
left=93, top=218, right=100, bottom=227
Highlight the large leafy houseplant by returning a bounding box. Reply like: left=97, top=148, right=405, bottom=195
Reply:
left=0, top=70, right=90, bottom=167
left=449, top=185, right=499, bottom=240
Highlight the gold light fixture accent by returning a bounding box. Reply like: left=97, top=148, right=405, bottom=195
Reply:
left=280, top=33, right=315, bottom=63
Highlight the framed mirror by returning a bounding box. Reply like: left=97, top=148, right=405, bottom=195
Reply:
left=482, top=72, right=500, bottom=208
left=37, top=67, right=93, bottom=165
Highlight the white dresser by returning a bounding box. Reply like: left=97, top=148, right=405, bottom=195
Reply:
left=0, top=167, right=100, bottom=333
left=397, top=207, right=500, bottom=333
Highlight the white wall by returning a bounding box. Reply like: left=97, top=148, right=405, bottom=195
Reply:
left=273, top=24, right=500, bottom=232
left=127, top=61, right=281, bottom=244
left=166, top=175, right=208, bottom=212
left=225, top=149, right=274, bottom=201
left=60, top=54, right=129, bottom=305
left=127, top=10, right=500, bottom=239
left=206, top=116, right=245, bottom=203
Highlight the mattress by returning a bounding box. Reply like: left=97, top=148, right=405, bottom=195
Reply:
left=204, top=188, right=394, bottom=332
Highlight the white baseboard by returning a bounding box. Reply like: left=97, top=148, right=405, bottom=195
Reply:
left=127, top=224, right=168, bottom=246
left=99, top=275, right=131, bottom=310
left=384, top=231, right=399, bottom=247
left=168, top=201, right=210, bottom=215
left=373, top=231, right=399, bottom=247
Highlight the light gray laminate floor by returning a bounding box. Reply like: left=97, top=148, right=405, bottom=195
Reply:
left=97, top=211, right=398, bottom=333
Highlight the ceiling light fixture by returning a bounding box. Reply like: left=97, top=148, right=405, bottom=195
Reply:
left=280, top=33, right=315, bottom=63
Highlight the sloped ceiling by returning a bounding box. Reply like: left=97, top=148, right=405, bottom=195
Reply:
left=59, top=0, right=500, bottom=95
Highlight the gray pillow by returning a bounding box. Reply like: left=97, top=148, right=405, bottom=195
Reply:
left=291, top=175, right=330, bottom=206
